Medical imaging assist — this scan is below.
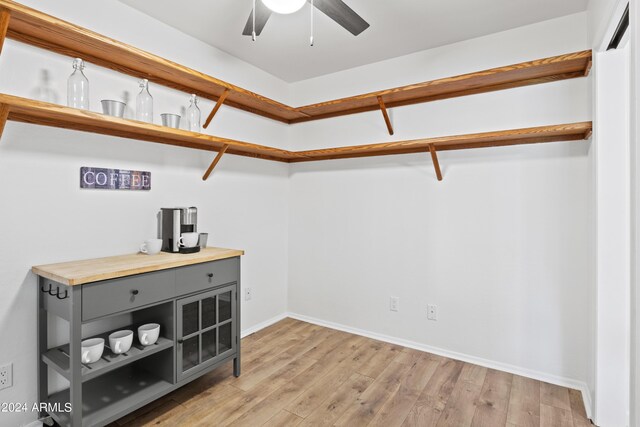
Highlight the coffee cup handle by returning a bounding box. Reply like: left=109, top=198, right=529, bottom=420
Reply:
left=140, top=243, right=148, bottom=254
left=82, top=349, right=90, bottom=364
left=141, top=333, right=148, bottom=345
left=177, top=237, right=184, bottom=248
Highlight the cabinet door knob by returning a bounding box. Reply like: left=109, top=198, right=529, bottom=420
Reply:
left=131, top=289, right=139, bottom=295
left=177, top=339, right=184, bottom=344
left=207, top=273, right=214, bottom=278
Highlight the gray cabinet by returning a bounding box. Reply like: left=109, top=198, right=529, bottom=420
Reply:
left=177, top=284, right=237, bottom=381
left=35, top=256, right=241, bottom=427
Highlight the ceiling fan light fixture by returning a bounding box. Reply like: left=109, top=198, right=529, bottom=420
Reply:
left=261, top=0, right=306, bottom=14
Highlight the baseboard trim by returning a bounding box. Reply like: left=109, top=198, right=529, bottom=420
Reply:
left=240, top=312, right=288, bottom=338
left=287, top=312, right=594, bottom=419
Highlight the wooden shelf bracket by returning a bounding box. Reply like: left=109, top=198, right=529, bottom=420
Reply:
left=0, top=103, right=8, bottom=139
left=376, top=96, right=394, bottom=135
left=0, top=8, right=10, bottom=55
left=203, top=89, right=230, bottom=129
left=202, top=144, right=229, bottom=181
left=429, top=144, right=443, bottom=181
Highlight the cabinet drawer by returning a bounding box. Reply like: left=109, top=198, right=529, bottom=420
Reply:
left=176, top=257, right=239, bottom=296
left=82, top=270, right=175, bottom=321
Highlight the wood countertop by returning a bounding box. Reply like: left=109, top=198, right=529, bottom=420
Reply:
left=32, top=247, right=244, bottom=286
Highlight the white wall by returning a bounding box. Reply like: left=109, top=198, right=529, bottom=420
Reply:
left=593, top=47, right=631, bottom=427
left=0, top=1, right=291, bottom=426
left=0, top=3, right=600, bottom=426
left=587, top=1, right=633, bottom=425
left=588, top=0, right=626, bottom=47
left=631, top=2, right=640, bottom=426
left=288, top=12, right=594, bottom=409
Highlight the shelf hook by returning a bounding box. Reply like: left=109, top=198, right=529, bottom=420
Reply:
left=55, top=287, right=69, bottom=300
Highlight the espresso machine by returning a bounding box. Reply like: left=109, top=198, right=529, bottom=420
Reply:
left=160, top=207, right=198, bottom=253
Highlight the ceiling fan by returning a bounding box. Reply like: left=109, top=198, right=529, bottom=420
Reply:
left=243, top=0, right=370, bottom=44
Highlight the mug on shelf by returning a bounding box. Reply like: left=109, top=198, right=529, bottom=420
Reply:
left=109, top=330, right=133, bottom=355
left=138, top=323, right=160, bottom=346
left=178, top=232, right=199, bottom=248
left=81, top=338, right=105, bottom=364
left=140, top=239, right=162, bottom=255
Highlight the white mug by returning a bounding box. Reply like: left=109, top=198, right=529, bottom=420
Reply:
left=109, top=330, right=133, bottom=355
left=81, top=338, right=104, bottom=364
left=178, top=232, right=199, bottom=248
left=138, top=323, right=160, bottom=346
left=140, top=239, right=162, bottom=255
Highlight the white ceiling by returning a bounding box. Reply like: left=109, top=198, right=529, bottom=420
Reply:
left=119, top=0, right=588, bottom=83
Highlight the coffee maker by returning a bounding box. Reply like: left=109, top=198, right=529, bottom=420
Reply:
left=160, top=207, right=198, bottom=253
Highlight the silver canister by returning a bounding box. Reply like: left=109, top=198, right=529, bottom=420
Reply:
left=101, top=100, right=126, bottom=118
left=161, top=113, right=181, bottom=129
left=198, top=233, right=208, bottom=249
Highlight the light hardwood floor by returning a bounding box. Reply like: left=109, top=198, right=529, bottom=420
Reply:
left=111, top=318, right=591, bottom=427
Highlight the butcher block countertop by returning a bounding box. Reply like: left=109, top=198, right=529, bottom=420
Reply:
left=32, top=247, right=244, bottom=286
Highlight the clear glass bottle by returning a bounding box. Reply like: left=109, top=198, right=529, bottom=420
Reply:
left=186, top=94, right=201, bottom=132
left=67, top=58, right=89, bottom=110
left=136, top=79, right=153, bottom=123
left=33, top=69, right=59, bottom=104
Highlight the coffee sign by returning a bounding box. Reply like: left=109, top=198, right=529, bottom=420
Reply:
left=80, top=167, right=151, bottom=190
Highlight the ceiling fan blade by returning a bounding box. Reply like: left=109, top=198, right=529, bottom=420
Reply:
left=310, top=0, right=370, bottom=36
left=242, top=1, right=272, bottom=36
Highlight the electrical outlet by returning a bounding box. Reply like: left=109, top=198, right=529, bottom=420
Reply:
left=244, top=288, right=253, bottom=301
left=0, top=363, right=12, bottom=391
left=427, top=304, right=438, bottom=321
left=390, top=296, right=399, bottom=312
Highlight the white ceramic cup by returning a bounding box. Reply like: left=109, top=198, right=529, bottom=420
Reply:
left=140, top=239, right=162, bottom=255
left=81, top=338, right=105, bottom=364
left=138, top=323, right=160, bottom=346
left=178, top=232, right=199, bottom=248
left=109, top=330, right=133, bottom=355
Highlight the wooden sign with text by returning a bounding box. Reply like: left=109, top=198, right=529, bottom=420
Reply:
left=80, top=167, right=151, bottom=190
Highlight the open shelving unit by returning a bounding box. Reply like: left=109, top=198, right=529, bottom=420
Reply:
left=0, top=0, right=591, bottom=128
left=0, top=93, right=592, bottom=164
left=47, top=367, right=173, bottom=427
left=42, top=326, right=173, bottom=383
left=0, top=0, right=594, bottom=180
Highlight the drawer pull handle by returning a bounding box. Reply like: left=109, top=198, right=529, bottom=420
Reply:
left=207, top=273, right=214, bottom=278
left=131, top=290, right=139, bottom=295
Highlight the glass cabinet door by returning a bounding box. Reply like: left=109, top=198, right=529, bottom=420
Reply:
left=176, top=284, right=237, bottom=381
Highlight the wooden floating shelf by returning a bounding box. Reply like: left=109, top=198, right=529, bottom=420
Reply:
left=0, top=0, right=305, bottom=123
left=0, top=94, right=592, bottom=167
left=289, top=122, right=592, bottom=163
left=290, top=50, right=593, bottom=123
left=0, top=1, right=592, bottom=126
left=0, top=94, right=292, bottom=162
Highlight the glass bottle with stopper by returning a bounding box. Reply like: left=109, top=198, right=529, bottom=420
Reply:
left=136, top=79, right=154, bottom=123
left=186, top=94, right=201, bottom=132
left=67, top=58, right=89, bottom=110
left=33, top=69, right=59, bottom=104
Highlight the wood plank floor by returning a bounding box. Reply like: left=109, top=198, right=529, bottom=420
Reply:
left=111, top=318, right=591, bottom=427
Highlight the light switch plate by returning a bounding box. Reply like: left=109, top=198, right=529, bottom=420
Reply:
left=390, top=297, right=399, bottom=312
